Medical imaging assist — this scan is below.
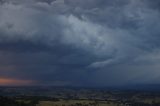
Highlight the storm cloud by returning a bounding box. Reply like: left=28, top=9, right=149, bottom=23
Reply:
left=0, top=0, right=160, bottom=86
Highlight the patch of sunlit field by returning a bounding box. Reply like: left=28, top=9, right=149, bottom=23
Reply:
left=36, top=100, right=117, bottom=106
left=142, top=98, right=160, bottom=104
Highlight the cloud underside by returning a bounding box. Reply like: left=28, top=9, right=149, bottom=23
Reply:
left=0, top=0, right=160, bottom=86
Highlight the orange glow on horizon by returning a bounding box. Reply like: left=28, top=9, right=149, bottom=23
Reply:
left=0, top=78, right=34, bottom=86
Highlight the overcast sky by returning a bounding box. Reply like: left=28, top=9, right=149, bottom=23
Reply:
left=0, top=0, right=160, bottom=86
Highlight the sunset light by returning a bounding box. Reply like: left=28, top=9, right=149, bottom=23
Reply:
left=0, top=78, right=33, bottom=86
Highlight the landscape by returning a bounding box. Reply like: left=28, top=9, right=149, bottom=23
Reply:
left=1, top=86, right=160, bottom=106
left=1, top=0, right=160, bottom=106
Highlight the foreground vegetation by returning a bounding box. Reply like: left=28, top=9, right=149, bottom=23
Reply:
left=1, top=96, right=160, bottom=106
left=0, top=96, right=36, bottom=106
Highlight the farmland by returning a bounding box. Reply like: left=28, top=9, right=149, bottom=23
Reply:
left=1, top=86, right=160, bottom=106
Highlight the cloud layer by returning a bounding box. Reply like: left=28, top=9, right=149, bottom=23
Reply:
left=0, top=0, right=160, bottom=86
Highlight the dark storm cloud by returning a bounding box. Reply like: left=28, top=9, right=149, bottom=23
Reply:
left=0, top=0, right=160, bottom=86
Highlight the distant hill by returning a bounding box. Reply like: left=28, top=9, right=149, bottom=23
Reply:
left=118, top=84, right=160, bottom=92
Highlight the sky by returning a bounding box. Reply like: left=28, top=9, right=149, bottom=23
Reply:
left=0, top=0, right=160, bottom=87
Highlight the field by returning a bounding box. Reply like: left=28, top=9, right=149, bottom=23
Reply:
left=1, top=86, right=160, bottom=106
left=36, top=100, right=117, bottom=106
